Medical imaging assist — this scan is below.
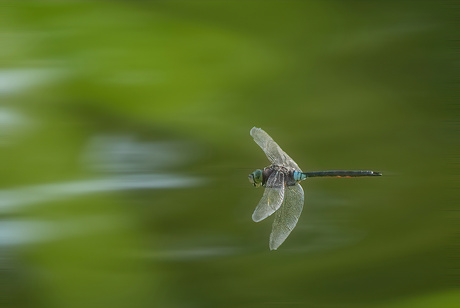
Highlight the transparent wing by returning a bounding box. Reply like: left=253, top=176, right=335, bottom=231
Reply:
left=250, top=127, right=301, bottom=171
left=252, top=171, right=285, bottom=222
left=269, top=183, right=304, bottom=250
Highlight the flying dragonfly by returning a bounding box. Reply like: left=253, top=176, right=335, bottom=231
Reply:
left=248, top=127, right=381, bottom=250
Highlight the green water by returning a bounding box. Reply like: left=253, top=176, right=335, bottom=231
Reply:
left=1, top=1, right=455, bottom=308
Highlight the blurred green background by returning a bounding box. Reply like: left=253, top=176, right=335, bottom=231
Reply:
left=0, top=1, right=456, bottom=308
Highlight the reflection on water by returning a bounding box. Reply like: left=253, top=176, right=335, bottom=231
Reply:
left=1, top=134, right=203, bottom=252
left=2, top=133, right=202, bottom=213
left=83, top=134, right=198, bottom=173
left=136, top=246, right=241, bottom=261
left=0, top=173, right=203, bottom=213
left=0, top=68, right=63, bottom=95
left=0, top=216, right=123, bottom=246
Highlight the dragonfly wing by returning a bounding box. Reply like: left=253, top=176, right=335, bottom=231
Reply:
left=269, top=183, right=304, bottom=250
left=250, top=127, right=302, bottom=171
left=252, top=171, right=285, bottom=222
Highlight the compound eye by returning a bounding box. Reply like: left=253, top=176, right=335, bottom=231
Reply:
left=255, top=170, right=263, bottom=182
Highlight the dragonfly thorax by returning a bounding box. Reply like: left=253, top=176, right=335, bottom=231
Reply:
left=262, top=165, right=297, bottom=187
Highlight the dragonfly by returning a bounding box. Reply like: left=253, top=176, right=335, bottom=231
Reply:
left=248, top=127, right=381, bottom=250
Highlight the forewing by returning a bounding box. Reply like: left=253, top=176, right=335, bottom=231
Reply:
left=252, top=171, right=285, bottom=222
left=269, top=183, right=304, bottom=250
left=250, top=127, right=301, bottom=171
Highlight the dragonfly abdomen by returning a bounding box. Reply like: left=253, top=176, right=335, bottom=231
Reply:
left=294, top=170, right=381, bottom=181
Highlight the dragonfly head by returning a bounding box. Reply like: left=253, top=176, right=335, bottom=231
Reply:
left=248, top=169, right=263, bottom=187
